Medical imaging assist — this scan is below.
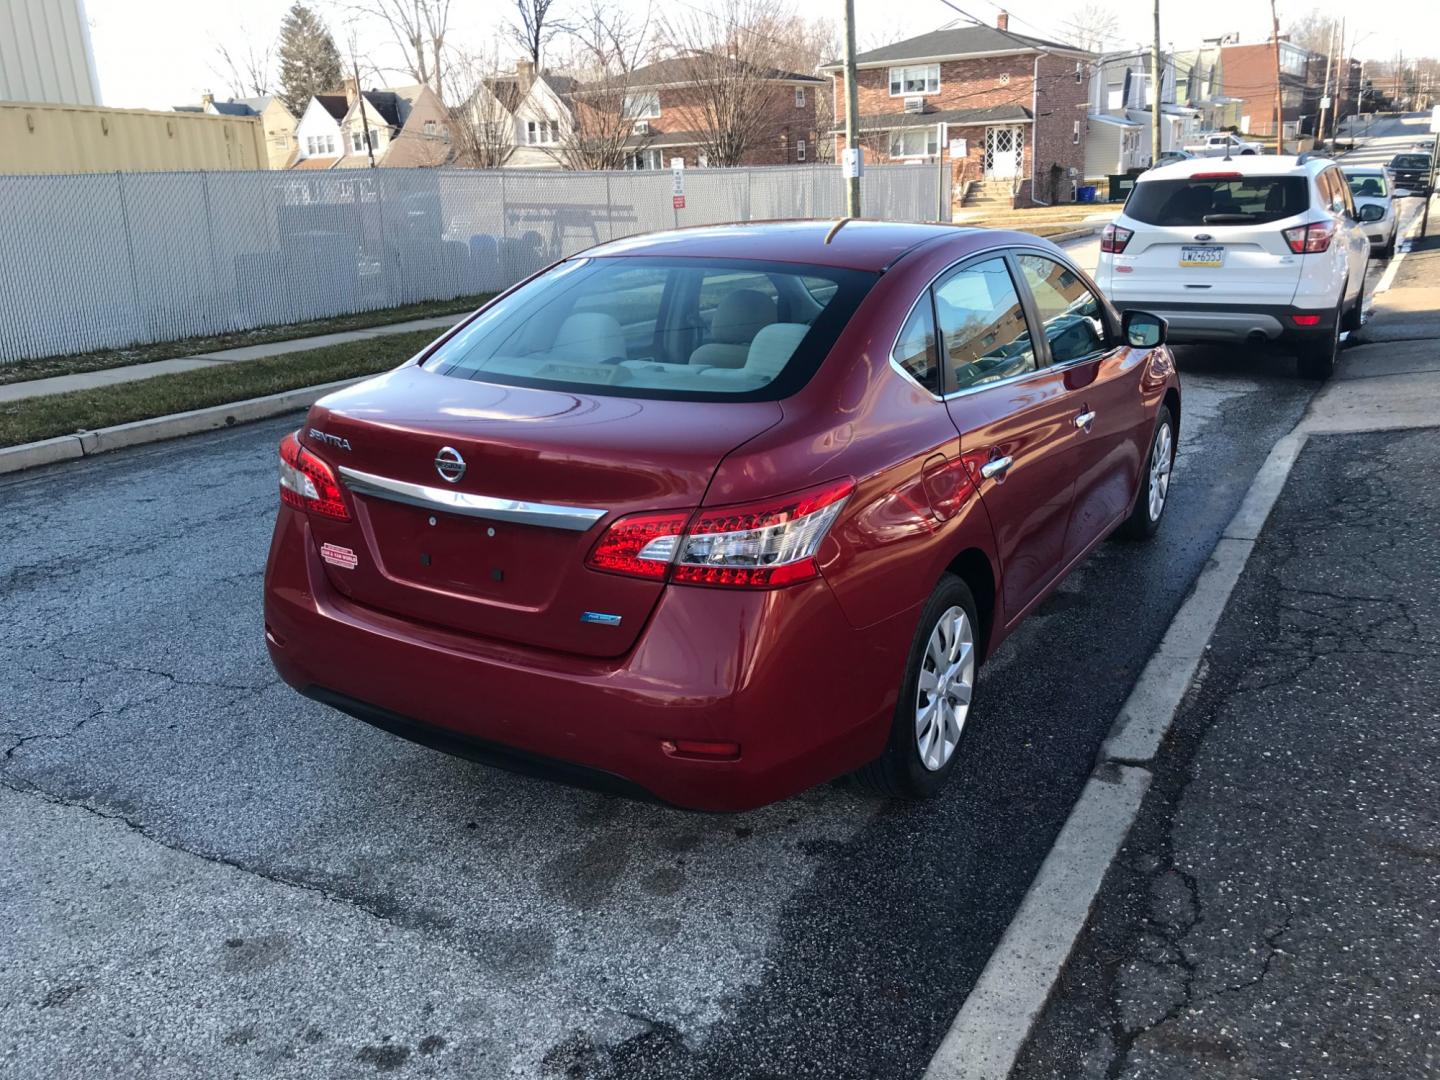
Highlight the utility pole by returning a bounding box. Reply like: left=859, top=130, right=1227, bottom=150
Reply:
left=842, top=0, right=861, bottom=217
left=1151, top=0, right=1162, bottom=166
left=1270, top=0, right=1284, bottom=153
left=352, top=55, right=376, bottom=168
left=1317, top=20, right=1337, bottom=150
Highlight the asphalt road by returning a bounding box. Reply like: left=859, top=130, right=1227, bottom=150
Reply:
left=1, top=127, right=1425, bottom=1079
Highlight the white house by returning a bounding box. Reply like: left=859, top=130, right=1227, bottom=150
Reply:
left=508, top=65, right=576, bottom=168
left=1085, top=51, right=1200, bottom=177
left=292, top=93, right=348, bottom=168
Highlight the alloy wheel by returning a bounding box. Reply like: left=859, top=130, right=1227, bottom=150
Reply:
left=1148, top=422, right=1174, bottom=522
left=915, top=606, right=975, bottom=771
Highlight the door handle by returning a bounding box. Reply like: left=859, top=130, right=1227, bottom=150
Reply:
left=1075, top=410, right=1097, bottom=430
left=979, top=455, right=1013, bottom=480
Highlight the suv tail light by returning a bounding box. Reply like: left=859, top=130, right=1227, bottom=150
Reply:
left=1100, top=223, right=1133, bottom=253
left=585, top=478, right=854, bottom=589
left=1283, top=221, right=1335, bottom=254
left=278, top=431, right=350, bottom=520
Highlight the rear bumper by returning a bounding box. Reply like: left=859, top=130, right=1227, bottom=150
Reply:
left=1109, top=300, right=1339, bottom=344
left=263, top=508, right=909, bottom=812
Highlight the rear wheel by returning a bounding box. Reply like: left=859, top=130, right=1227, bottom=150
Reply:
left=852, top=574, right=978, bottom=800
left=1297, top=299, right=1341, bottom=380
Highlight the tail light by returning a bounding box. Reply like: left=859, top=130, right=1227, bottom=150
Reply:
left=1283, top=221, right=1335, bottom=254
left=1100, top=223, right=1133, bottom=253
left=278, top=431, right=350, bottom=520
left=585, top=478, right=854, bottom=589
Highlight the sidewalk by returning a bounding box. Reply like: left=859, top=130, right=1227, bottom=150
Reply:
left=1010, top=236, right=1440, bottom=1078
left=0, top=313, right=467, bottom=406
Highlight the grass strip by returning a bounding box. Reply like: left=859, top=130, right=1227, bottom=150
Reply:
left=0, top=294, right=490, bottom=387
left=1, top=330, right=439, bottom=449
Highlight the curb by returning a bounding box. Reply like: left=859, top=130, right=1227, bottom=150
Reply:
left=0, top=377, right=366, bottom=477
left=923, top=427, right=1313, bottom=1080
left=1045, top=225, right=1100, bottom=243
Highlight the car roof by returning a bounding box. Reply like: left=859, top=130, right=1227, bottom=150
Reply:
left=1342, top=165, right=1385, bottom=174
left=1135, top=154, right=1319, bottom=182
left=581, top=220, right=991, bottom=272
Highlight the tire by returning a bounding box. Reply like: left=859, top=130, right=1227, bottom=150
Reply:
left=1380, top=238, right=1396, bottom=259
left=1115, top=405, right=1175, bottom=540
left=1342, top=274, right=1366, bottom=340
left=852, top=574, right=979, bottom=800
left=1296, top=298, right=1342, bottom=380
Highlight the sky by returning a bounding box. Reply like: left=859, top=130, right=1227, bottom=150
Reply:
left=84, top=0, right=1439, bottom=110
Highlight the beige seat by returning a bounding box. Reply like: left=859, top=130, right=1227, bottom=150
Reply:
left=689, top=289, right=777, bottom=368
left=551, top=312, right=627, bottom=363
left=698, top=323, right=809, bottom=388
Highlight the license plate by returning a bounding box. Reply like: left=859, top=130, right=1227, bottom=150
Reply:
left=1180, top=245, right=1224, bottom=268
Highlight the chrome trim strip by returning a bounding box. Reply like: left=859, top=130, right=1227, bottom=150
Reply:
left=337, top=466, right=607, bottom=532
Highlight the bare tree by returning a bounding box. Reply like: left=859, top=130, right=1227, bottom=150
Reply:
left=557, top=78, right=654, bottom=170
left=1058, top=2, right=1120, bottom=53
left=511, top=0, right=566, bottom=67
left=449, top=50, right=522, bottom=168
left=568, top=0, right=651, bottom=73
left=1284, top=9, right=1342, bottom=57
left=659, top=0, right=811, bottom=167
left=212, top=34, right=273, bottom=98
left=347, top=0, right=452, bottom=97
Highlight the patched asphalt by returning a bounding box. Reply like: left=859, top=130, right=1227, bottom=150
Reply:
left=1012, top=427, right=1440, bottom=1079
left=2, top=352, right=1314, bottom=1078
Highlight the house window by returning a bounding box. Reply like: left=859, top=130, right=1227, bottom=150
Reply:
left=1073, top=120, right=1081, bottom=144
left=795, top=86, right=806, bottom=108
left=350, top=129, right=369, bottom=152
left=888, top=127, right=939, bottom=159
left=698, top=153, right=708, bottom=167
left=888, top=64, right=940, bottom=96
left=796, top=139, right=807, bottom=161
left=526, top=120, right=561, bottom=145
left=424, top=120, right=438, bottom=137
left=622, top=91, right=660, bottom=119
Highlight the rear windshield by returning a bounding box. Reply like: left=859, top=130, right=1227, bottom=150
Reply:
left=422, top=256, right=875, bottom=401
left=1390, top=155, right=1430, bottom=170
left=1125, top=175, right=1309, bottom=226
left=1346, top=173, right=1388, bottom=197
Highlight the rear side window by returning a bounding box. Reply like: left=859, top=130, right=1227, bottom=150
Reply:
left=1125, top=175, right=1309, bottom=225
left=934, top=258, right=1036, bottom=390
left=423, top=256, right=875, bottom=401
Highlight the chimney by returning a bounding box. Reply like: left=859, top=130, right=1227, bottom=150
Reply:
left=996, top=11, right=1009, bottom=31
left=342, top=77, right=360, bottom=104
left=200, top=90, right=214, bottom=109
left=516, top=58, right=535, bottom=91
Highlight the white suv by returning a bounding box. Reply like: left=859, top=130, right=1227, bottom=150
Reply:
left=1095, top=154, right=1376, bottom=378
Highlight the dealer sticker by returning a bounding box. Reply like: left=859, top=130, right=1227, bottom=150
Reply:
left=320, top=543, right=359, bottom=570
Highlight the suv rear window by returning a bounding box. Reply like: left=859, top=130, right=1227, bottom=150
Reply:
left=422, top=256, right=875, bottom=401
left=1125, top=175, right=1309, bottom=225
left=1346, top=173, right=1388, bottom=197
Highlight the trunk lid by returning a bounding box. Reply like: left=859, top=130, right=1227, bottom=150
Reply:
left=299, top=366, right=782, bottom=657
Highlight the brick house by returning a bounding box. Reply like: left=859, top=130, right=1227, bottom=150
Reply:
left=821, top=17, right=1091, bottom=209
left=1218, top=37, right=1324, bottom=138
left=596, top=54, right=826, bottom=169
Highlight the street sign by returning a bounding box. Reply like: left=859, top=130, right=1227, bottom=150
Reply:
left=671, top=159, right=685, bottom=210
left=949, top=138, right=967, bottom=158
left=1320, top=95, right=1331, bottom=109
left=842, top=147, right=863, bottom=179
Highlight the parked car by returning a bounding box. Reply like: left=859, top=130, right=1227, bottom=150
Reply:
left=1151, top=150, right=1195, bottom=168
left=263, top=221, right=1181, bottom=812
left=1388, top=153, right=1433, bottom=196
left=1411, top=138, right=1435, bottom=152
left=1095, top=154, right=1375, bottom=379
left=1184, top=132, right=1263, bottom=157
left=1343, top=165, right=1399, bottom=257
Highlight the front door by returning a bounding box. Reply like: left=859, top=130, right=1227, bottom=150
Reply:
left=984, top=126, right=1023, bottom=178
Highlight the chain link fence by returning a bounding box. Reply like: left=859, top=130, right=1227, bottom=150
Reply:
left=0, top=164, right=940, bottom=363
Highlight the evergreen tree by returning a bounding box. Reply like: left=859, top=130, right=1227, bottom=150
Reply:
left=277, top=3, right=343, bottom=115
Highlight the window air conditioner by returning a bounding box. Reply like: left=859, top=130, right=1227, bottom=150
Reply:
left=903, top=96, right=925, bottom=114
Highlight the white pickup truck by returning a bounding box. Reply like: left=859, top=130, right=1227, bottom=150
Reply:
left=1184, top=132, right=1263, bottom=157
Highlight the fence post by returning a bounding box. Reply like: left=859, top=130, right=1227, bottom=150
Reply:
left=605, top=172, right=613, bottom=242
left=114, top=171, right=146, bottom=345
left=746, top=169, right=754, bottom=222
left=199, top=171, right=226, bottom=333
left=499, top=171, right=510, bottom=287
left=373, top=172, right=391, bottom=310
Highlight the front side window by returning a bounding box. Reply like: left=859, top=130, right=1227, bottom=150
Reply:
left=622, top=92, right=661, bottom=119
left=1125, top=175, right=1309, bottom=225
left=934, top=258, right=1036, bottom=390
left=423, top=257, right=876, bottom=401
left=1017, top=255, right=1109, bottom=364
left=889, top=64, right=940, bottom=96
left=892, top=296, right=940, bottom=394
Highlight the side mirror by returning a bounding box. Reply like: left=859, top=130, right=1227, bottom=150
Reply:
left=1123, top=309, right=1167, bottom=348
left=1357, top=203, right=1386, bottom=222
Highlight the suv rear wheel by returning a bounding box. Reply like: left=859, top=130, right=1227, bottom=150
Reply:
left=1297, top=298, right=1342, bottom=380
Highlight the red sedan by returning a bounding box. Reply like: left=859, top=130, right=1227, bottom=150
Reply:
left=264, top=221, right=1179, bottom=812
